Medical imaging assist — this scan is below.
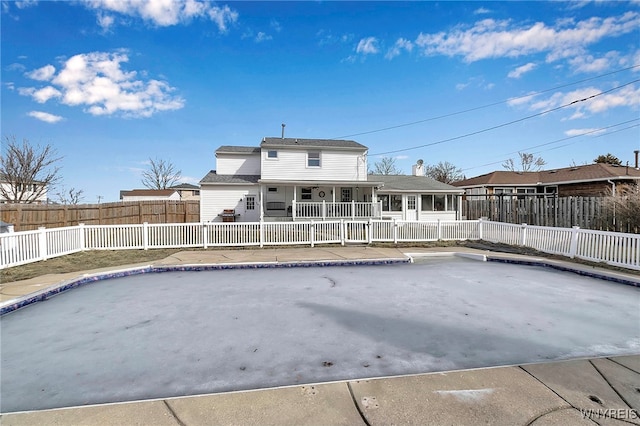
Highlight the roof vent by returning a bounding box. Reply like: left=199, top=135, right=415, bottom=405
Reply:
left=281, top=123, right=286, bottom=139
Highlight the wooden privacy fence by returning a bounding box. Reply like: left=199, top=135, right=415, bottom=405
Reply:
left=0, top=200, right=200, bottom=231
left=1, top=219, right=638, bottom=272
left=463, top=196, right=628, bottom=232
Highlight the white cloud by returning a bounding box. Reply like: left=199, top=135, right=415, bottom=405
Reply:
left=395, top=155, right=409, bottom=160
left=569, top=51, right=620, bottom=73
left=564, top=128, right=606, bottom=136
left=507, top=92, right=538, bottom=107
left=20, top=51, right=185, bottom=118
left=255, top=32, right=272, bottom=43
left=28, top=111, right=63, bottom=123
left=84, top=0, right=238, bottom=32
left=508, top=62, right=537, bottom=79
left=385, top=38, right=413, bottom=60
left=26, top=64, right=56, bottom=81
left=270, top=19, right=282, bottom=33
left=15, top=0, right=38, bottom=9
left=474, top=7, right=491, bottom=15
left=356, top=37, right=379, bottom=55
left=414, top=12, right=640, bottom=69
left=517, top=84, right=640, bottom=119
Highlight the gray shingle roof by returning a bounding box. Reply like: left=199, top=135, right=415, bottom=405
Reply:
left=370, top=174, right=464, bottom=192
left=215, top=146, right=261, bottom=154
left=261, top=137, right=367, bottom=150
left=200, top=171, right=260, bottom=185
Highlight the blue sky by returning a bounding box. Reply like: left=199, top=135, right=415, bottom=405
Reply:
left=2, top=1, right=639, bottom=203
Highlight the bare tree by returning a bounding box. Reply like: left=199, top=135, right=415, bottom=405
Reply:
left=593, top=153, right=622, bottom=165
left=0, top=136, right=62, bottom=203
left=370, top=156, right=401, bottom=175
left=502, top=152, right=546, bottom=172
left=55, top=187, right=85, bottom=205
left=141, top=158, right=182, bottom=189
left=425, top=161, right=465, bottom=184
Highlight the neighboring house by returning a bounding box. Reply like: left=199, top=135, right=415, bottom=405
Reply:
left=453, top=163, right=640, bottom=199
left=0, top=178, right=48, bottom=204
left=199, top=137, right=463, bottom=222
left=170, top=183, right=200, bottom=201
left=119, top=189, right=181, bottom=202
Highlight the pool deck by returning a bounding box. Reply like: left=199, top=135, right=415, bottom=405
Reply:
left=1, top=246, right=639, bottom=425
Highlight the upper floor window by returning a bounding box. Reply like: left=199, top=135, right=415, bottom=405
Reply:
left=267, top=150, right=278, bottom=159
left=307, top=151, right=320, bottom=167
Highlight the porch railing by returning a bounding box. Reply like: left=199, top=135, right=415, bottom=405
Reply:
left=293, top=201, right=382, bottom=219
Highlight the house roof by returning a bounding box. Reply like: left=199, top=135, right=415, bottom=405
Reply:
left=170, top=183, right=200, bottom=190
left=215, top=146, right=261, bottom=154
left=370, top=174, right=464, bottom=193
left=119, top=189, right=178, bottom=197
left=261, top=137, right=367, bottom=150
left=200, top=171, right=261, bottom=185
left=452, top=163, right=640, bottom=188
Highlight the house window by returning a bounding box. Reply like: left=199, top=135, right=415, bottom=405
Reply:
left=341, top=188, right=351, bottom=202
left=307, top=151, right=320, bottom=167
left=245, top=195, right=255, bottom=210
left=407, top=196, right=416, bottom=210
left=421, top=195, right=433, bottom=211
left=434, top=194, right=445, bottom=211
left=446, top=194, right=457, bottom=211
left=268, top=187, right=278, bottom=192
left=267, top=150, right=278, bottom=159
left=301, top=188, right=312, bottom=200
left=380, top=194, right=402, bottom=211
left=516, top=188, right=535, bottom=200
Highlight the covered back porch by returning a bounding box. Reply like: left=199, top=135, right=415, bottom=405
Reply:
left=258, top=179, right=383, bottom=221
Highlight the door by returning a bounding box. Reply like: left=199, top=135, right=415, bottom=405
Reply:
left=406, top=195, right=417, bottom=221
left=244, top=195, right=259, bottom=222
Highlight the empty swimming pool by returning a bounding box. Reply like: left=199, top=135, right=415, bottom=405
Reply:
left=1, top=256, right=639, bottom=412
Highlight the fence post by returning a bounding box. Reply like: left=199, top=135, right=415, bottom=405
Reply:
left=367, top=218, right=373, bottom=244
left=340, top=219, right=345, bottom=246
left=292, top=200, right=296, bottom=221
left=351, top=200, right=356, bottom=220
left=569, top=226, right=580, bottom=258
left=393, top=218, right=398, bottom=244
left=143, top=222, right=149, bottom=250
left=203, top=222, right=209, bottom=249
left=310, top=220, right=315, bottom=248
left=478, top=218, right=484, bottom=240
left=437, top=219, right=442, bottom=241
left=38, top=226, right=47, bottom=261
left=259, top=219, right=264, bottom=248
left=520, top=223, right=528, bottom=246
left=79, top=223, right=86, bottom=251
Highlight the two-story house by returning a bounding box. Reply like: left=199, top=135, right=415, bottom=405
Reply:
left=199, top=137, right=463, bottom=222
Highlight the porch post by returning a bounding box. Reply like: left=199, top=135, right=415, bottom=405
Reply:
left=292, top=185, right=297, bottom=221
left=259, top=185, right=265, bottom=221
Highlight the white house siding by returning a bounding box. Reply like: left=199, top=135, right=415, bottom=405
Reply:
left=216, top=154, right=261, bottom=176
left=200, top=185, right=261, bottom=222
left=0, top=182, right=48, bottom=203
left=261, top=150, right=367, bottom=181
left=419, top=211, right=457, bottom=221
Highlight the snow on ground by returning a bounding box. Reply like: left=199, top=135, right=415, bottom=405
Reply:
left=1, top=257, right=638, bottom=412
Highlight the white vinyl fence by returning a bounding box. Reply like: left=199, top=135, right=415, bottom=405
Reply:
left=1, top=220, right=638, bottom=271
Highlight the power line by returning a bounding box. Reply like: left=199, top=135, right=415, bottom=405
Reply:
left=461, top=119, right=640, bottom=171
left=331, top=64, right=640, bottom=140
left=370, top=78, right=640, bottom=156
